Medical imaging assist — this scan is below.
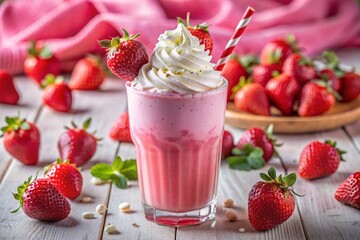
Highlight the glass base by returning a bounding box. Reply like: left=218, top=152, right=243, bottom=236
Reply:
left=143, top=198, right=217, bottom=227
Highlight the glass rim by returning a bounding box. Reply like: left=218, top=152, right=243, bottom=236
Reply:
left=126, top=77, right=228, bottom=98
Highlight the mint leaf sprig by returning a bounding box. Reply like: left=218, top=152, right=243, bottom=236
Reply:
left=226, top=144, right=265, bottom=171
left=90, top=156, right=137, bottom=189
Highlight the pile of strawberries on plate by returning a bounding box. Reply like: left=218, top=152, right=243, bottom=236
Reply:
left=221, top=35, right=360, bottom=117
left=222, top=126, right=360, bottom=231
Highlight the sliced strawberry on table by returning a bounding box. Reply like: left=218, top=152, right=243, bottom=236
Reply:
left=260, top=34, right=299, bottom=66
left=69, top=55, right=106, bottom=90
left=283, top=53, right=316, bottom=86
left=178, top=13, right=213, bottom=54
left=45, top=159, right=83, bottom=200
left=98, top=28, right=148, bottom=81
left=236, top=125, right=280, bottom=162
left=24, top=41, right=60, bottom=85
left=248, top=167, right=302, bottom=231
left=109, top=112, right=133, bottom=143
left=41, top=74, right=72, bottom=113
left=1, top=115, right=40, bottom=165
left=298, top=81, right=336, bottom=117
left=265, top=73, right=300, bottom=116
left=335, top=172, right=360, bottom=209
left=0, top=69, right=20, bottom=105
left=11, top=176, right=71, bottom=221
left=234, top=80, right=270, bottom=116
left=58, top=118, right=100, bottom=166
left=298, top=140, right=346, bottom=180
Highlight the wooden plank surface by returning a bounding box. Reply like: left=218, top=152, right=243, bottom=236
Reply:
left=176, top=126, right=306, bottom=240
left=276, top=128, right=360, bottom=240
left=0, top=79, right=127, bottom=240
left=0, top=77, right=42, bottom=183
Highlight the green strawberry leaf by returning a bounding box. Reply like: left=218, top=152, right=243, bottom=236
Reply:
left=268, top=167, right=276, bottom=180
left=283, top=173, right=297, bottom=187
left=260, top=173, right=272, bottom=181
left=90, top=164, right=114, bottom=180
left=230, top=162, right=252, bottom=171
left=111, top=173, right=128, bottom=189
left=247, top=154, right=265, bottom=169
left=231, top=147, right=244, bottom=156
left=120, top=159, right=138, bottom=180
left=90, top=156, right=138, bottom=189
left=82, top=118, right=92, bottom=130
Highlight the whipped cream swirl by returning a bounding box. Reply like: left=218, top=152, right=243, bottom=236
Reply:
left=131, top=23, right=224, bottom=93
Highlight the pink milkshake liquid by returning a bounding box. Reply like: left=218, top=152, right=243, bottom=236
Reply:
left=126, top=81, right=227, bottom=227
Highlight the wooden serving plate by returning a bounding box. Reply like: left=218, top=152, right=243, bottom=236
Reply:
left=225, top=97, right=360, bottom=133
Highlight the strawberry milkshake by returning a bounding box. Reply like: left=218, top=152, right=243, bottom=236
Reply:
left=127, top=23, right=227, bottom=227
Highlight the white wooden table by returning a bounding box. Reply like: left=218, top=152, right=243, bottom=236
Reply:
left=1, top=49, right=360, bottom=240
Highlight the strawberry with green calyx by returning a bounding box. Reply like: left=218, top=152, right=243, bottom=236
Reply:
left=298, top=81, right=337, bottom=117
left=24, top=40, right=60, bottom=85
left=1, top=115, right=40, bottom=165
left=298, top=140, right=346, bottom=179
left=248, top=167, right=303, bottom=231
left=260, top=34, right=299, bottom=66
left=69, top=55, right=106, bottom=90
left=265, top=73, right=300, bottom=115
left=236, top=125, right=282, bottom=162
left=323, top=51, right=360, bottom=102
left=90, top=156, right=137, bottom=189
left=335, top=172, right=360, bottom=209
left=0, top=69, right=20, bottom=105
left=44, top=159, right=83, bottom=200
left=283, top=53, right=316, bottom=86
left=58, top=118, right=101, bottom=167
left=221, top=54, right=258, bottom=101
left=98, top=28, right=148, bottom=81
left=41, top=74, right=72, bottom=112
left=178, top=12, right=213, bottom=54
left=233, top=77, right=271, bottom=116
left=317, top=68, right=341, bottom=93
left=12, top=175, right=71, bottom=221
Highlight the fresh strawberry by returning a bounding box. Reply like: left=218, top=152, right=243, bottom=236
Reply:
left=221, top=58, right=247, bottom=100
left=322, top=51, right=360, bottom=102
left=98, top=29, right=148, bottom=81
left=335, top=172, right=360, bottom=209
left=248, top=167, right=301, bottom=231
left=298, top=140, right=346, bottom=179
left=234, top=82, right=270, bottom=116
left=69, top=56, right=106, bottom=90
left=260, top=34, right=299, bottom=66
left=283, top=53, right=316, bottom=86
left=1, top=116, right=40, bottom=165
left=222, top=130, right=234, bottom=158
left=0, top=69, right=20, bottom=105
left=24, top=41, right=60, bottom=85
left=178, top=13, right=213, bottom=54
left=298, top=82, right=335, bottom=117
left=109, top=112, right=132, bottom=143
left=41, top=74, right=72, bottom=112
left=45, top=159, right=83, bottom=200
left=252, top=64, right=282, bottom=88
left=339, top=72, right=360, bottom=102
left=236, top=125, right=279, bottom=162
left=58, top=118, right=99, bottom=166
left=318, top=68, right=341, bottom=92
left=265, top=74, right=300, bottom=115
left=12, top=176, right=70, bottom=221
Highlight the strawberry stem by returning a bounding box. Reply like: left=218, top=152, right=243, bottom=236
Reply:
left=324, top=140, right=347, bottom=161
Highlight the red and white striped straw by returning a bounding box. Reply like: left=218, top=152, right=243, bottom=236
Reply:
left=215, top=7, right=255, bottom=71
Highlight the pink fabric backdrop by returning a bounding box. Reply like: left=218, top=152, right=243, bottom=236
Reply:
left=0, top=0, right=359, bottom=74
